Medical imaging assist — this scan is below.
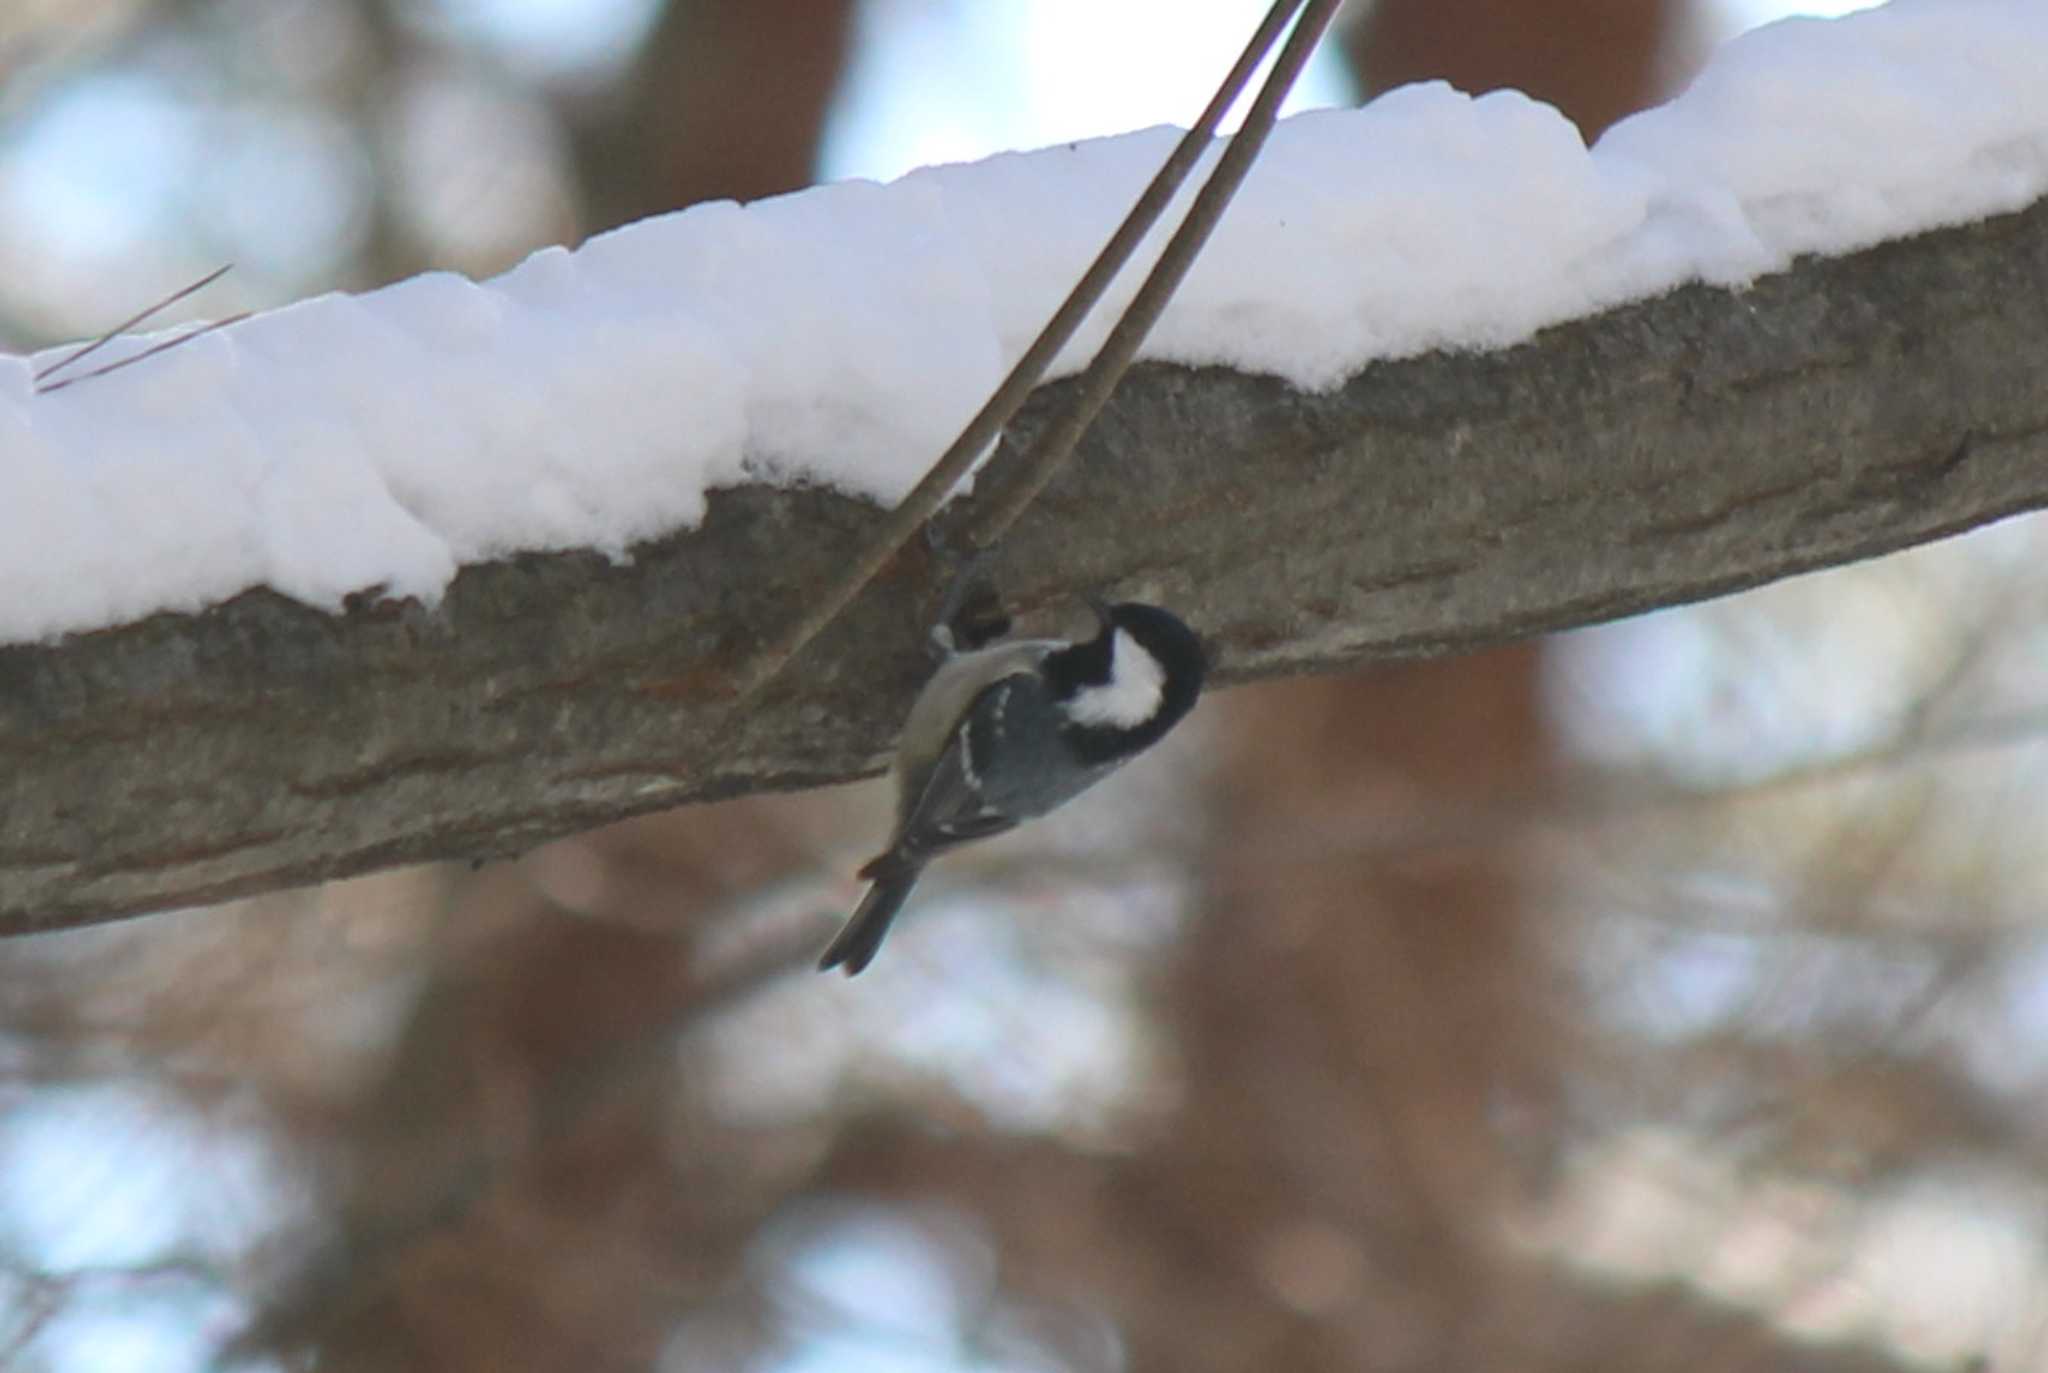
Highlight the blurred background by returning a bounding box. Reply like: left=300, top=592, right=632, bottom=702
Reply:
left=12, top=1, right=2048, bottom=1370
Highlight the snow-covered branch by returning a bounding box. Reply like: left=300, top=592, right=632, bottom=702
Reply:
left=4, top=2, right=2047, bottom=929
left=4, top=193, right=2047, bottom=933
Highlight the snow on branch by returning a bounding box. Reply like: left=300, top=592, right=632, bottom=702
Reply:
left=3, top=0, right=2048, bottom=930
left=5, top=4, right=2044, bottom=649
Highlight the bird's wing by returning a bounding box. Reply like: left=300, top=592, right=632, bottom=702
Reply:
left=889, top=676, right=1037, bottom=860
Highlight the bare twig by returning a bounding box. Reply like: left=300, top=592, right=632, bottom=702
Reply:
left=37, top=311, right=253, bottom=395
left=964, top=0, right=1347, bottom=551
left=32, top=263, right=235, bottom=389
left=730, top=0, right=1315, bottom=699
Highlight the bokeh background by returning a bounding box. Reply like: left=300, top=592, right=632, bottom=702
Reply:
left=14, top=2, right=2048, bottom=1370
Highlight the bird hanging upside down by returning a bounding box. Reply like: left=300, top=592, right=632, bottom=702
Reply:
left=819, top=596, right=1207, bottom=975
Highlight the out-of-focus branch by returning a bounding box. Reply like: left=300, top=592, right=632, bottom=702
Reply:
left=3, top=197, right=2047, bottom=934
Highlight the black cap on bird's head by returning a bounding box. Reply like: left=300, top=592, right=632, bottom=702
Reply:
left=1049, top=597, right=1206, bottom=757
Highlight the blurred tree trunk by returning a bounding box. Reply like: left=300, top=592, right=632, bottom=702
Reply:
left=567, top=0, right=859, bottom=226
left=1345, top=0, right=1695, bottom=134
left=266, top=806, right=828, bottom=1371
left=1098, top=5, right=1689, bottom=1367
left=275, top=5, right=857, bottom=1368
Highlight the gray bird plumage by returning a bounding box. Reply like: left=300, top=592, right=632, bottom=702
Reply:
left=820, top=601, right=1205, bottom=976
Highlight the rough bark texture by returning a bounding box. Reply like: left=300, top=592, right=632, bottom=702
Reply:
left=4, top=198, right=2047, bottom=933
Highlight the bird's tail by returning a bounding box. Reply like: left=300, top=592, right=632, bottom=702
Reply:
left=818, top=851, right=925, bottom=975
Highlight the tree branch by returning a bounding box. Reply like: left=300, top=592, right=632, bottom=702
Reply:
left=4, top=198, right=2046, bottom=934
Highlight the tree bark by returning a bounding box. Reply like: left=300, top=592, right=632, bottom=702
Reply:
left=4, top=198, right=2047, bottom=933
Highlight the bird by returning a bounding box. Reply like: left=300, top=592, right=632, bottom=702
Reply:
left=819, top=597, right=1207, bottom=975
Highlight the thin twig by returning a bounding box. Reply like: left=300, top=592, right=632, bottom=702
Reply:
left=964, top=0, right=1346, bottom=552
left=729, top=0, right=1314, bottom=700
left=36, top=311, right=253, bottom=395
left=32, top=263, right=234, bottom=387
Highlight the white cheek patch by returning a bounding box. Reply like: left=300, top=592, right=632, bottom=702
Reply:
left=1065, top=629, right=1165, bottom=728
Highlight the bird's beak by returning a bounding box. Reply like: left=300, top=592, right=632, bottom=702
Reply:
left=1082, top=594, right=1113, bottom=632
